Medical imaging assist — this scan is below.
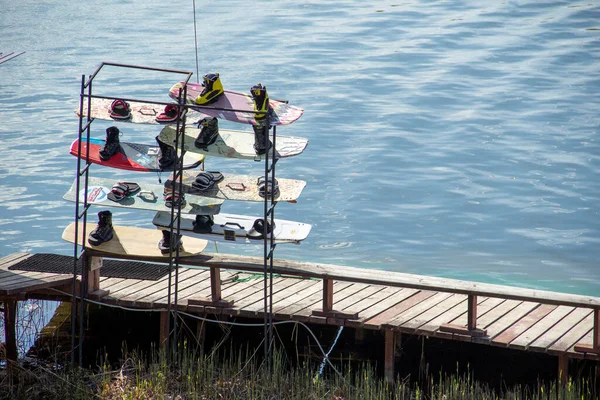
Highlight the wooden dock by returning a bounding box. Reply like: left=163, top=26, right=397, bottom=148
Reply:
left=1, top=251, right=599, bottom=382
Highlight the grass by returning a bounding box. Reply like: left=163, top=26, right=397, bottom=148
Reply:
left=0, top=344, right=597, bottom=400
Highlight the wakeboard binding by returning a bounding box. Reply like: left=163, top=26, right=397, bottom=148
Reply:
left=88, top=210, right=114, bottom=246
left=109, top=99, right=132, bottom=120
left=158, top=230, right=183, bottom=255
left=195, top=73, right=224, bottom=105
left=155, top=136, right=177, bottom=170
left=194, top=117, right=219, bottom=150
left=99, top=126, right=121, bottom=161
left=250, top=83, right=270, bottom=121
left=252, top=124, right=272, bottom=155
left=156, top=104, right=179, bottom=123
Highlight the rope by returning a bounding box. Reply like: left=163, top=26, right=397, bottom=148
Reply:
left=48, top=287, right=346, bottom=381
left=315, top=326, right=344, bottom=381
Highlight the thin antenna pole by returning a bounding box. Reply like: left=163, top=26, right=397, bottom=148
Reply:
left=193, top=0, right=200, bottom=82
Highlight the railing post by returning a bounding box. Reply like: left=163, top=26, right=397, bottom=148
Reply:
left=187, top=267, right=233, bottom=308
left=323, top=279, right=333, bottom=313
left=210, top=267, right=221, bottom=302
left=467, top=294, right=478, bottom=331
left=439, top=294, right=487, bottom=337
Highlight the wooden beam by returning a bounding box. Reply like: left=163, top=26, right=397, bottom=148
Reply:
left=4, top=299, right=17, bottom=371
left=323, top=279, right=333, bottom=313
left=210, top=267, right=221, bottom=302
left=439, top=295, right=487, bottom=337
left=467, top=294, right=478, bottom=330
left=82, top=250, right=600, bottom=310
left=187, top=267, right=234, bottom=308
left=85, top=255, right=109, bottom=299
left=558, top=354, right=569, bottom=385
left=574, top=308, right=600, bottom=354
left=311, top=279, right=358, bottom=319
left=384, top=329, right=395, bottom=383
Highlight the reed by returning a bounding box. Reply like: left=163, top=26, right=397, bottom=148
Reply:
left=0, top=344, right=596, bottom=399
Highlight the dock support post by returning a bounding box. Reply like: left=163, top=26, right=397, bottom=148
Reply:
left=558, top=354, right=569, bottom=386
left=384, top=329, right=395, bottom=383
left=159, top=311, right=169, bottom=350
left=439, top=294, right=487, bottom=337
left=574, top=308, right=600, bottom=354
left=4, top=299, right=17, bottom=375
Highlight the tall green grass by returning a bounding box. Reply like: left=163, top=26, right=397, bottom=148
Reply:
left=1, top=344, right=596, bottom=399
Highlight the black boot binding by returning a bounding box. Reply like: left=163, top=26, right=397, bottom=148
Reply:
left=99, top=126, right=121, bottom=161
left=155, top=136, right=176, bottom=170
left=194, top=117, right=219, bottom=150
left=252, top=124, right=272, bottom=155
left=88, top=210, right=114, bottom=246
left=158, top=230, right=183, bottom=255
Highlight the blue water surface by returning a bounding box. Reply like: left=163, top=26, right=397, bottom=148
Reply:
left=1, top=0, right=599, bottom=296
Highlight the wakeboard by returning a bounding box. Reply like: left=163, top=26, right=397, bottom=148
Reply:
left=63, top=177, right=223, bottom=215
left=70, top=137, right=204, bottom=172
left=62, top=222, right=208, bottom=257
left=164, top=170, right=305, bottom=203
left=153, top=211, right=311, bottom=245
left=75, top=98, right=206, bottom=125
left=157, top=125, right=308, bottom=160
left=169, top=81, right=304, bottom=126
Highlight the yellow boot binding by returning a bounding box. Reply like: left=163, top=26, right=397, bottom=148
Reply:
left=195, top=73, right=224, bottom=105
left=250, top=83, right=270, bottom=120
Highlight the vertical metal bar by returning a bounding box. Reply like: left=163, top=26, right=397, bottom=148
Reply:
left=262, top=123, right=270, bottom=369
left=71, top=74, right=86, bottom=366
left=268, top=125, right=276, bottom=358
left=467, top=294, right=478, bottom=331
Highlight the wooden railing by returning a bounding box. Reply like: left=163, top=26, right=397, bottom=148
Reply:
left=85, top=249, right=600, bottom=355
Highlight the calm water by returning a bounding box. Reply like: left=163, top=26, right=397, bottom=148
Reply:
left=1, top=0, right=599, bottom=296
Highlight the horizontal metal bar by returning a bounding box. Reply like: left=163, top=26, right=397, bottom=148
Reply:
left=78, top=163, right=91, bottom=176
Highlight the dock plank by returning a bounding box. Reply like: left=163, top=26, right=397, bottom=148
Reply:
left=140, top=269, right=213, bottom=306
left=241, top=278, right=321, bottom=316
left=114, top=268, right=201, bottom=306
left=484, top=301, right=541, bottom=339
left=529, top=308, right=592, bottom=351
left=508, top=305, right=575, bottom=350
left=346, top=288, right=418, bottom=328
left=273, top=280, right=325, bottom=315
left=493, top=304, right=557, bottom=345
left=275, top=281, right=354, bottom=319
left=384, top=292, right=455, bottom=329
left=401, top=293, right=467, bottom=331
left=446, top=297, right=505, bottom=327
left=549, top=312, right=594, bottom=353
left=477, top=299, right=523, bottom=329
left=364, top=290, right=436, bottom=329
